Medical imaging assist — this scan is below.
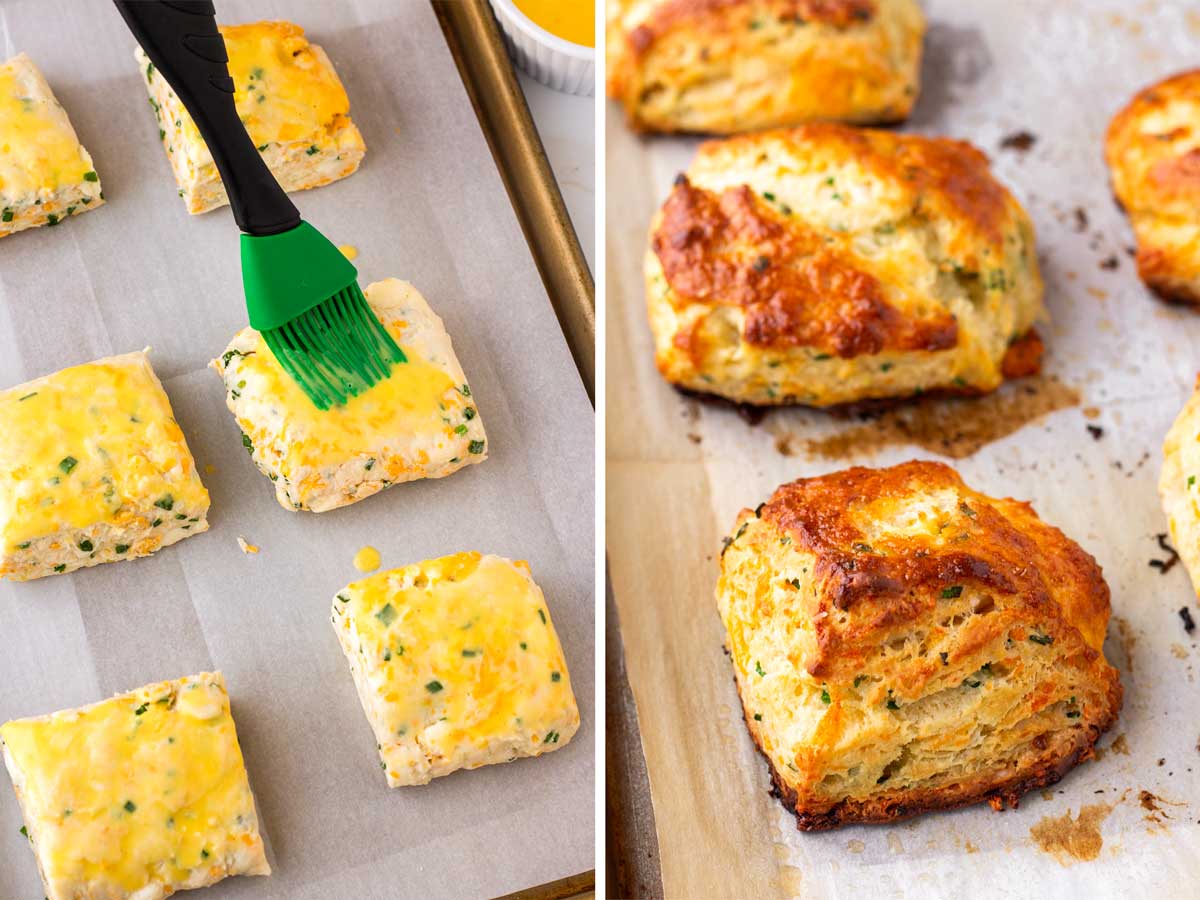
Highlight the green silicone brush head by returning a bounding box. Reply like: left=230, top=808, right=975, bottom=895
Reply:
left=241, top=221, right=406, bottom=410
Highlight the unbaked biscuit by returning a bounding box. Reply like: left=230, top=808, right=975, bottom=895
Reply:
left=212, top=278, right=486, bottom=513
left=717, top=461, right=1122, bottom=829
left=606, top=0, right=926, bottom=133
left=0, top=352, right=209, bottom=581
left=646, top=125, right=1046, bottom=406
left=137, top=21, right=365, bottom=214
left=0, top=53, right=104, bottom=238
left=1106, top=69, right=1200, bottom=305
left=1, top=672, right=269, bottom=899
left=332, top=551, right=580, bottom=786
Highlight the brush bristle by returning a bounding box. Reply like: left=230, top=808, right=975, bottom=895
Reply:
left=261, top=283, right=406, bottom=410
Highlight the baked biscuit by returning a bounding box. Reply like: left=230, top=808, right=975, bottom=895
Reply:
left=0, top=53, right=104, bottom=238
left=646, top=125, right=1046, bottom=406
left=1106, top=69, right=1200, bottom=305
left=1160, top=379, right=1200, bottom=594
left=332, top=552, right=580, bottom=786
left=212, top=278, right=486, bottom=513
left=137, top=21, right=365, bottom=214
left=606, top=0, right=925, bottom=133
left=0, top=352, right=209, bottom=581
left=1, top=672, right=269, bottom=899
left=717, top=461, right=1122, bottom=829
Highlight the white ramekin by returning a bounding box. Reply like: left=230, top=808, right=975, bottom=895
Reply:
left=488, top=0, right=595, bottom=97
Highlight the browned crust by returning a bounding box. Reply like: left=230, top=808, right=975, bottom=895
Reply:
left=740, top=686, right=1119, bottom=830
left=652, top=175, right=960, bottom=356
left=1000, top=329, right=1044, bottom=379
left=758, top=461, right=1112, bottom=676
left=1138, top=242, right=1200, bottom=307
left=627, top=0, right=877, bottom=56
left=703, top=125, right=1015, bottom=247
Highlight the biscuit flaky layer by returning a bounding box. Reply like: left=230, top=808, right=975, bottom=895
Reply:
left=646, top=125, right=1046, bottom=406
left=717, top=461, right=1122, bottom=829
left=1106, top=68, right=1200, bottom=306
left=606, top=0, right=926, bottom=133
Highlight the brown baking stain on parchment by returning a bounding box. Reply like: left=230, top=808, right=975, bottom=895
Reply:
left=1112, top=617, right=1137, bottom=674
left=783, top=376, right=1079, bottom=460
left=1138, top=790, right=1183, bottom=831
left=1030, top=803, right=1114, bottom=864
left=1110, top=733, right=1131, bottom=756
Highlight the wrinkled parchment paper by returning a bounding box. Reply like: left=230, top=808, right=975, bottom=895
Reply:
left=607, top=1, right=1200, bottom=896
left=0, top=1, right=593, bottom=897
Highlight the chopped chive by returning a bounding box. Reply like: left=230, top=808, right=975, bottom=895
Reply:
left=551, top=671, right=561, bottom=682
left=124, top=800, right=136, bottom=813
left=151, top=518, right=162, bottom=528
left=1028, top=632, right=1053, bottom=646
left=464, top=407, right=476, bottom=420
left=462, top=649, right=479, bottom=657
left=468, top=440, right=485, bottom=454
left=306, top=144, right=319, bottom=155
left=16, top=542, right=30, bottom=550
left=460, top=384, right=471, bottom=396
left=17, top=392, right=36, bottom=401
left=78, top=539, right=93, bottom=552
left=787, top=577, right=800, bottom=589
left=46, top=214, right=59, bottom=226
left=53, top=564, right=66, bottom=573
left=755, top=660, right=766, bottom=677
left=375, top=603, right=397, bottom=626
left=538, top=609, right=547, bottom=624
left=425, top=680, right=443, bottom=693
left=454, top=424, right=468, bottom=434
left=19, top=825, right=27, bottom=838
left=241, top=433, right=253, bottom=454
left=115, top=544, right=129, bottom=554
left=1, top=208, right=12, bottom=222
left=59, top=457, right=78, bottom=474
left=941, top=585, right=963, bottom=599
left=820, top=688, right=831, bottom=704
left=753, top=713, right=762, bottom=721
left=154, top=494, right=174, bottom=511
left=134, top=703, right=148, bottom=716
left=83, top=171, right=98, bottom=182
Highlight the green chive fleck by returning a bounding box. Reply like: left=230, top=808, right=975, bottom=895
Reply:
left=1028, top=632, right=1053, bottom=646
left=306, top=144, right=319, bottom=155
left=820, top=688, right=831, bottom=704
left=59, top=456, right=78, bottom=474
left=134, top=703, right=148, bottom=716
left=538, top=609, right=547, bottom=625
left=154, top=495, right=174, bottom=511
left=78, top=539, right=93, bottom=552
left=426, top=680, right=443, bottom=693
left=755, top=661, right=766, bottom=677
left=115, top=544, right=129, bottom=554
left=124, top=800, right=136, bottom=813
left=941, top=585, right=963, bottom=599
left=468, top=440, right=485, bottom=454
left=83, top=171, right=98, bottom=182
left=551, top=671, right=561, bottom=682
left=375, top=603, right=397, bottom=626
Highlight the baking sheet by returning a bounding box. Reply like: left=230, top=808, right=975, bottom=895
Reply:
left=0, top=1, right=594, bottom=897
left=606, top=1, right=1200, bottom=896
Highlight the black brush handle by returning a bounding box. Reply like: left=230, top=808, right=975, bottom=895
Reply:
left=114, top=0, right=300, bottom=236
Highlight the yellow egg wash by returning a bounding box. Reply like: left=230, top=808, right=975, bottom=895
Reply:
left=513, top=0, right=594, bottom=47
left=243, top=332, right=459, bottom=469
left=0, top=60, right=93, bottom=196
left=338, top=244, right=359, bottom=260
left=0, top=675, right=263, bottom=890
left=343, top=553, right=573, bottom=754
left=179, top=22, right=350, bottom=148
left=354, top=544, right=381, bottom=572
left=0, top=356, right=208, bottom=551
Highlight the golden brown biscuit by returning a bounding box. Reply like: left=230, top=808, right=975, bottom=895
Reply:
left=606, top=0, right=926, bottom=133
left=1106, top=69, right=1200, bottom=305
left=717, top=461, right=1122, bottom=830
left=646, top=125, right=1046, bottom=406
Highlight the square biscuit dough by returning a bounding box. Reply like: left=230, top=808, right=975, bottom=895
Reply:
left=0, top=672, right=269, bottom=900
left=0, top=351, right=210, bottom=581
left=212, top=278, right=487, bottom=513
left=137, top=20, right=365, bottom=214
left=332, top=552, right=580, bottom=786
left=0, top=52, right=104, bottom=237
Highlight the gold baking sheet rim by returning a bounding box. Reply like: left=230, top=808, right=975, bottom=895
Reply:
left=434, top=0, right=596, bottom=407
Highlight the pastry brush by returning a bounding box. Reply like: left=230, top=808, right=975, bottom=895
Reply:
left=114, top=0, right=404, bottom=410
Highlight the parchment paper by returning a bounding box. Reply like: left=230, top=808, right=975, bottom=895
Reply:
left=0, top=1, right=594, bottom=897
left=607, top=1, right=1200, bottom=896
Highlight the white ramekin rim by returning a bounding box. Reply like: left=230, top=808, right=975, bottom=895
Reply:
left=489, top=0, right=595, bottom=61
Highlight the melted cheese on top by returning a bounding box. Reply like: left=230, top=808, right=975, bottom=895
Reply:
left=201, top=22, right=350, bottom=147
left=0, top=674, right=264, bottom=892
left=0, top=55, right=94, bottom=198
left=236, top=334, right=459, bottom=470
left=340, top=553, right=574, bottom=753
left=0, top=354, right=209, bottom=551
